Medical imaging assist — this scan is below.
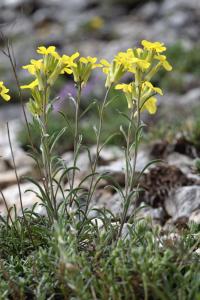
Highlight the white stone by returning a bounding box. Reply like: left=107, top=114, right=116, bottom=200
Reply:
left=165, top=186, right=200, bottom=219
left=189, top=209, right=200, bottom=224
left=166, top=152, right=194, bottom=174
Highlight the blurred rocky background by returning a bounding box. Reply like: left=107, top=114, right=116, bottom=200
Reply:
left=0, top=0, right=200, bottom=228
left=0, top=0, right=200, bottom=96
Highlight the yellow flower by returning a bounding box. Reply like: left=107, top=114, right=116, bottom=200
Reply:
left=21, top=79, right=39, bottom=90
left=155, top=54, right=172, bottom=71
left=142, top=97, right=157, bottom=114
left=139, top=81, right=163, bottom=114
left=0, top=82, right=11, bottom=101
left=115, top=49, right=150, bottom=74
left=142, top=40, right=166, bottom=53
left=115, top=80, right=162, bottom=114
left=80, top=56, right=101, bottom=69
left=101, top=58, right=126, bottom=88
left=22, top=59, right=43, bottom=75
left=66, top=55, right=100, bottom=85
left=115, top=83, right=133, bottom=94
left=128, top=58, right=150, bottom=73
left=115, top=83, right=135, bottom=109
left=100, top=59, right=111, bottom=74
left=37, top=46, right=57, bottom=56
left=143, top=81, right=163, bottom=95
left=61, top=52, right=79, bottom=74
left=114, top=50, right=134, bottom=70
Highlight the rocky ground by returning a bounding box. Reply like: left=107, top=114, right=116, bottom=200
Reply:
left=0, top=0, right=200, bottom=232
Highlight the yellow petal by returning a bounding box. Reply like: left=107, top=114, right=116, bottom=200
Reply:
left=144, top=97, right=157, bottom=114
left=142, top=40, right=166, bottom=53
left=1, top=93, right=11, bottom=101
left=80, top=57, right=88, bottom=64
left=100, top=59, right=110, bottom=67
left=71, top=52, right=80, bottom=60
left=115, top=84, right=124, bottom=90
left=163, top=61, right=172, bottom=71
left=21, top=79, right=38, bottom=90
left=62, top=67, right=73, bottom=74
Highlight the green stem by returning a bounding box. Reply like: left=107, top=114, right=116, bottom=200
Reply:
left=86, top=87, right=111, bottom=211
left=124, top=109, right=135, bottom=198
left=69, top=83, right=82, bottom=207
left=40, top=84, right=58, bottom=221
left=129, top=89, right=141, bottom=191
left=118, top=85, right=142, bottom=238
left=78, top=86, right=111, bottom=235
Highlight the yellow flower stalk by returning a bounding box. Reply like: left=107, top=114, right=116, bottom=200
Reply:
left=111, top=40, right=172, bottom=115
left=115, top=40, right=172, bottom=237
left=0, top=81, right=11, bottom=101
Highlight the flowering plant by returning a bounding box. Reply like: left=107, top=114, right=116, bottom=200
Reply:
left=2, top=40, right=172, bottom=236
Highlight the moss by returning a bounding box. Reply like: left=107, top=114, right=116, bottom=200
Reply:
left=0, top=216, right=199, bottom=299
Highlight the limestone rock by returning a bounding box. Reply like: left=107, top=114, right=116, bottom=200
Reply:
left=165, top=186, right=200, bottom=219
left=166, top=152, right=194, bottom=174
left=0, top=167, right=32, bottom=188
left=189, top=209, right=200, bottom=224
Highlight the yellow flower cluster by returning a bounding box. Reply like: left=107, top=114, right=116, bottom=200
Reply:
left=21, top=46, right=101, bottom=115
left=20, top=40, right=171, bottom=116
left=21, top=46, right=101, bottom=90
left=103, top=40, right=172, bottom=114
left=0, top=81, right=10, bottom=101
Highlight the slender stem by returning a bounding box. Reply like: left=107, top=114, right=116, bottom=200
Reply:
left=129, top=89, right=141, bottom=192
left=40, top=84, right=58, bottom=220
left=118, top=85, right=142, bottom=238
left=124, top=109, right=135, bottom=198
left=69, top=83, right=82, bottom=207
left=78, top=86, right=111, bottom=235
left=86, top=87, right=111, bottom=209
left=74, top=84, right=82, bottom=148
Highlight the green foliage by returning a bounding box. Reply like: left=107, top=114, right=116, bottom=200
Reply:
left=3, top=38, right=199, bottom=300
left=18, top=89, right=128, bottom=153
left=0, top=217, right=200, bottom=299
